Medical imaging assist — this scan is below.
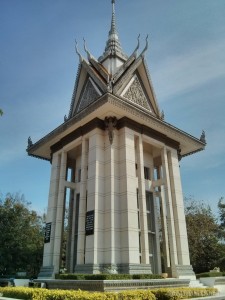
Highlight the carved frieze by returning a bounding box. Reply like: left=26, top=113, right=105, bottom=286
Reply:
left=123, top=76, right=151, bottom=110
left=78, top=79, right=100, bottom=112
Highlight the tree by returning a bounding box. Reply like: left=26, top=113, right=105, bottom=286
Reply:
left=0, top=193, right=44, bottom=277
left=185, top=197, right=222, bottom=274
left=218, top=197, right=225, bottom=231
left=217, top=197, right=225, bottom=271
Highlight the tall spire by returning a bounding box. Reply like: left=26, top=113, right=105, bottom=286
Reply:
left=101, top=0, right=127, bottom=61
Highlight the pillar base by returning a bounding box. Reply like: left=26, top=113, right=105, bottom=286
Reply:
left=74, top=263, right=152, bottom=275
left=168, top=265, right=196, bottom=280
left=38, top=266, right=55, bottom=279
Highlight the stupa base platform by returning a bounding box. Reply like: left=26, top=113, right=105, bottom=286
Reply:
left=34, top=278, right=190, bottom=292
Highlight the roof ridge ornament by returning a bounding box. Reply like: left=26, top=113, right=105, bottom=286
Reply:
left=133, top=34, right=140, bottom=57
left=200, top=130, right=206, bottom=143
left=140, top=35, right=149, bottom=57
left=75, top=40, right=83, bottom=62
left=83, top=38, right=93, bottom=61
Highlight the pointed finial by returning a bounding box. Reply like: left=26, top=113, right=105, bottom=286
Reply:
left=102, top=0, right=125, bottom=58
left=27, top=136, right=33, bottom=149
left=140, top=35, right=149, bottom=57
left=83, top=38, right=92, bottom=61
left=75, top=40, right=83, bottom=62
left=132, top=34, right=140, bottom=57
left=200, top=130, right=206, bottom=143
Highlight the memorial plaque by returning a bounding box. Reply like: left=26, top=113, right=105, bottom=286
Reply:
left=44, top=222, right=51, bottom=243
left=85, top=210, right=94, bottom=235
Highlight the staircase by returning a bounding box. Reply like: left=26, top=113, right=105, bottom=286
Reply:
left=189, top=279, right=206, bottom=288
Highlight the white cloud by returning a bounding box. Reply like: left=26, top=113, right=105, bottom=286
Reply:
left=151, top=38, right=225, bottom=100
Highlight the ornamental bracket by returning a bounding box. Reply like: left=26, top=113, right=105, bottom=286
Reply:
left=104, top=116, right=117, bottom=145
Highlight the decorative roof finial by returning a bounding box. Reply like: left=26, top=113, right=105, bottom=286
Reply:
left=83, top=38, right=93, bottom=61
left=200, top=130, right=206, bottom=143
left=141, top=35, right=149, bottom=57
left=27, top=136, right=33, bottom=149
left=101, top=0, right=127, bottom=60
left=75, top=40, right=83, bottom=62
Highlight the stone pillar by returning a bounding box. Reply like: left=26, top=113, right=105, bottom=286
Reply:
left=161, top=147, right=178, bottom=277
left=167, top=149, right=195, bottom=278
left=39, top=152, right=61, bottom=278
left=85, top=129, right=105, bottom=268
left=159, top=165, right=171, bottom=271
left=66, top=189, right=75, bottom=272
left=135, top=135, right=150, bottom=265
left=76, top=138, right=89, bottom=265
left=52, top=151, right=67, bottom=274
left=119, top=128, right=140, bottom=272
left=104, top=134, right=116, bottom=266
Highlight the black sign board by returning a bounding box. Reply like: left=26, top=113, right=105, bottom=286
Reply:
left=44, top=222, right=52, bottom=243
left=85, top=210, right=94, bottom=235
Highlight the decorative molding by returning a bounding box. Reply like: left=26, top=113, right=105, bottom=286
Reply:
left=111, top=35, right=140, bottom=84
left=81, top=60, right=107, bottom=94
left=50, top=116, right=180, bottom=155
left=68, top=63, right=82, bottom=118
left=143, top=58, right=161, bottom=117
left=113, top=56, right=142, bottom=95
left=104, top=116, right=117, bottom=144
left=35, top=277, right=190, bottom=291
left=28, top=94, right=205, bottom=160
left=77, top=79, right=100, bottom=112
left=123, top=76, right=151, bottom=111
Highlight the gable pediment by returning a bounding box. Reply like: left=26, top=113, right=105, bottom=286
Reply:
left=121, top=74, right=153, bottom=112
left=112, top=55, right=161, bottom=117
left=68, top=59, right=108, bottom=118
left=76, top=77, right=102, bottom=113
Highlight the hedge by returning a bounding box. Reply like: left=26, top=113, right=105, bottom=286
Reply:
left=196, top=271, right=225, bottom=278
left=55, top=273, right=163, bottom=280
left=0, top=287, right=156, bottom=300
left=151, top=287, right=217, bottom=300
left=0, top=286, right=217, bottom=300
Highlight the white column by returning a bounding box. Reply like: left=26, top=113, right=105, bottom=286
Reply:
left=168, top=149, right=190, bottom=265
left=161, top=147, right=178, bottom=274
left=119, top=128, right=139, bottom=264
left=52, top=151, right=67, bottom=274
left=77, top=138, right=88, bottom=264
left=42, top=152, right=61, bottom=267
left=135, top=135, right=149, bottom=264
left=86, top=129, right=105, bottom=265
left=160, top=184, right=171, bottom=270
left=104, top=138, right=116, bottom=264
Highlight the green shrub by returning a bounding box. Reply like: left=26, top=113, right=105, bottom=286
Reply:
left=196, top=272, right=224, bottom=278
left=56, top=273, right=133, bottom=280
left=85, top=274, right=133, bottom=280
left=117, top=290, right=156, bottom=300
left=0, top=286, right=217, bottom=300
left=55, top=273, right=86, bottom=280
left=0, top=288, right=155, bottom=300
left=56, top=273, right=162, bottom=280
left=152, top=287, right=217, bottom=300
left=0, top=287, right=38, bottom=299
left=132, top=274, right=163, bottom=280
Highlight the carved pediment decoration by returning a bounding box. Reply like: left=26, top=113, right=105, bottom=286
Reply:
left=77, top=78, right=101, bottom=112
left=122, top=76, right=151, bottom=111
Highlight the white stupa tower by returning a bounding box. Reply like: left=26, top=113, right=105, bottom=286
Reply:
left=27, top=0, right=206, bottom=279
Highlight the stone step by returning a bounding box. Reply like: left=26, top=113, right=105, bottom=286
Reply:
left=189, top=279, right=206, bottom=288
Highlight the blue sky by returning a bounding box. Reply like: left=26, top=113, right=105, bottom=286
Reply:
left=0, top=0, right=225, bottom=215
